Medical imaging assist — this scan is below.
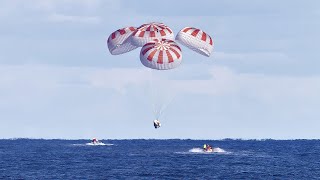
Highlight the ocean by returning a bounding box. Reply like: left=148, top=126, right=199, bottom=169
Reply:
left=0, top=139, right=319, bottom=179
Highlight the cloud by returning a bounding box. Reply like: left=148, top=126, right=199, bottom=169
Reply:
left=214, top=51, right=290, bottom=64
left=2, top=63, right=318, bottom=104
left=48, top=13, right=101, bottom=24
left=168, top=65, right=320, bottom=105
left=0, top=64, right=319, bottom=138
left=0, top=0, right=103, bottom=13
left=88, top=67, right=150, bottom=93
left=0, top=0, right=117, bottom=23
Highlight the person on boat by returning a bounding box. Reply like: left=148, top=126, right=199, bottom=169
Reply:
left=153, top=120, right=161, bottom=129
left=203, top=144, right=207, bottom=150
left=92, top=138, right=98, bottom=144
left=203, top=144, right=212, bottom=151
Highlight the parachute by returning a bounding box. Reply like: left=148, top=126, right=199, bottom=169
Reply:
left=140, top=39, right=182, bottom=70
left=106, top=22, right=214, bottom=129
left=106, top=23, right=214, bottom=59
left=107, top=27, right=138, bottom=55
left=175, top=27, right=214, bottom=57
left=130, top=22, right=174, bottom=47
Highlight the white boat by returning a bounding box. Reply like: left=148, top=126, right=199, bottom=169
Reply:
left=86, top=142, right=106, bottom=146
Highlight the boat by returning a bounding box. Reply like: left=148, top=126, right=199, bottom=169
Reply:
left=204, top=148, right=213, bottom=152
left=86, top=138, right=105, bottom=145
left=203, top=144, right=213, bottom=152
left=86, top=142, right=106, bottom=146
left=203, top=147, right=226, bottom=153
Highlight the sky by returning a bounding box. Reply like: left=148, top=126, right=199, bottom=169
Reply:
left=0, top=0, right=320, bottom=139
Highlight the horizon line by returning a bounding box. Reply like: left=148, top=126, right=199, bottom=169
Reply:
left=1, top=138, right=320, bottom=141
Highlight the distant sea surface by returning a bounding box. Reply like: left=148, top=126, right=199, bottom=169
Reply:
left=0, top=139, right=320, bottom=179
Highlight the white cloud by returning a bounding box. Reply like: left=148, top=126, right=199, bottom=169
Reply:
left=168, top=65, right=320, bottom=106
left=0, top=0, right=103, bottom=13
left=1, top=64, right=319, bottom=100
left=214, top=51, right=291, bottom=64
left=0, top=0, right=118, bottom=23
left=0, top=64, right=319, bottom=138
left=88, top=67, right=150, bottom=93
left=48, top=13, right=101, bottom=24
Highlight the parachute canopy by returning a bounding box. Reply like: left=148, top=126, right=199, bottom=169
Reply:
left=107, top=27, right=138, bottom=55
left=175, top=27, right=214, bottom=57
left=140, top=39, right=182, bottom=70
left=106, top=23, right=214, bottom=70
left=131, top=22, right=174, bottom=47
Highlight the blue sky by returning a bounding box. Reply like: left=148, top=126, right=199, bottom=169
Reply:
left=0, top=0, right=319, bottom=139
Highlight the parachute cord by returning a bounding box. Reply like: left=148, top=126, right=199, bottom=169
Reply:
left=147, top=68, right=177, bottom=121
left=147, top=68, right=159, bottom=120
left=157, top=93, right=176, bottom=119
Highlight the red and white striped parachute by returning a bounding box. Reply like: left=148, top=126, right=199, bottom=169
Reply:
left=131, top=22, right=174, bottom=47
left=175, top=27, right=214, bottom=57
left=106, top=23, right=215, bottom=126
left=107, top=24, right=214, bottom=70
left=107, top=27, right=138, bottom=55
left=140, top=39, right=182, bottom=70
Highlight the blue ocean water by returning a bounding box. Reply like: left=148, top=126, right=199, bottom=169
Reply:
left=0, top=139, right=320, bottom=179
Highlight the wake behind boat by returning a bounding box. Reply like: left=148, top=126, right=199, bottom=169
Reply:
left=86, top=142, right=107, bottom=146
left=189, top=147, right=226, bottom=153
